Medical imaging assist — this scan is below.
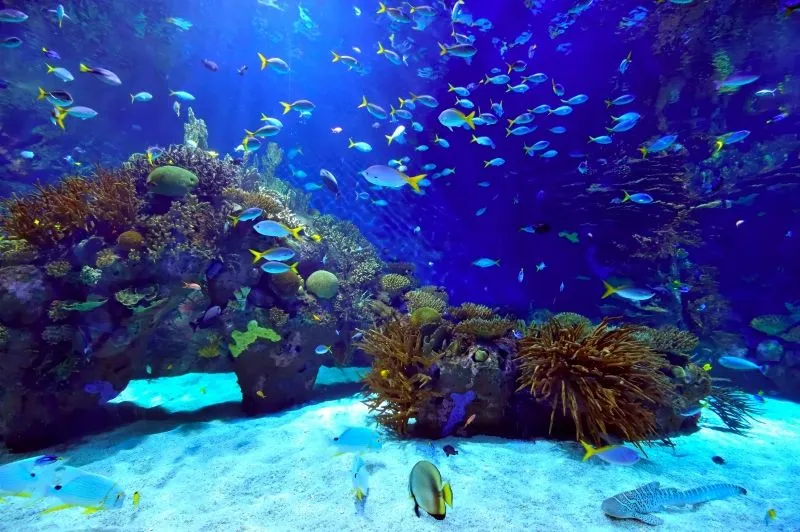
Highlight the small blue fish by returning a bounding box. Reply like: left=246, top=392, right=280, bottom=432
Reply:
left=315, top=344, right=331, bottom=355
left=561, top=94, right=588, bottom=105
left=415, top=145, right=429, bottom=152
left=619, top=51, right=632, bottom=74
left=540, top=150, right=558, bottom=158
left=473, top=258, right=500, bottom=268
left=518, top=267, right=524, bottom=283
left=484, top=158, right=505, bottom=167
left=230, top=207, right=264, bottom=227
left=490, top=99, right=504, bottom=117
left=536, top=262, right=546, bottom=271
left=605, top=94, right=635, bottom=107
left=475, top=207, right=487, bottom=216
left=550, top=126, right=566, bottom=134
left=551, top=80, right=565, bottom=96
left=589, top=135, right=612, bottom=144
left=261, top=261, right=296, bottom=274
left=333, top=427, right=383, bottom=453
left=622, top=191, right=653, bottom=204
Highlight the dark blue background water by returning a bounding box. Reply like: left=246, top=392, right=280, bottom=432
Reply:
left=1, top=0, right=798, bottom=324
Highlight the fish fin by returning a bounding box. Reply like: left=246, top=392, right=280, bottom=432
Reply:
left=244, top=129, right=255, bottom=137
left=348, top=138, right=355, bottom=148
left=358, top=95, right=367, bottom=109
left=290, top=262, right=299, bottom=274
left=470, top=135, right=477, bottom=143
left=290, top=226, right=304, bottom=240
left=713, top=140, right=724, bottom=154
left=169, top=89, right=175, bottom=96
left=37, top=87, right=46, bottom=100
left=409, top=92, right=419, bottom=101
left=463, top=111, right=475, bottom=130
left=279, top=101, right=292, bottom=114
left=248, top=249, right=264, bottom=263
left=447, top=83, right=455, bottom=92
left=506, top=128, right=512, bottom=138
left=42, top=503, right=75, bottom=515
left=589, top=136, right=596, bottom=142
left=377, top=41, right=385, bottom=54
left=442, top=483, right=453, bottom=507
left=601, top=281, right=618, bottom=299
left=506, top=84, right=512, bottom=93
left=404, top=174, right=427, bottom=193
left=438, top=42, right=447, bottom=56
left=580, top=440, right=596, bottom=461
left=55, top=112, right=66, bottom=131
left=377, top=2, right=387, bottom=13
left=79, top=63, right=91, bottom=73
left=257, top=52, right=268, bottom=70
left=638, top=147, right=648, bottom=158
left=413, top=500, right=421, bottom=517
left=507, top=62, right=513, bottom=74
left=635, top=512, right=664, bottom=526
left=227, top=215, right=239, bottom=227
left=260, top=113, right=268, bottom=121
left=331, top=51, right=340, bottom=62
left=130, top=93, right=135, bottom=103
left=46, top=63, right=55, bottom=73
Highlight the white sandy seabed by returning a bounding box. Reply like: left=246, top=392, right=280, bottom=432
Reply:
left=1, top=369, right=799, bottom=532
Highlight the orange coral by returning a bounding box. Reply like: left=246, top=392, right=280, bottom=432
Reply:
left=1, top=169, right=141, bottom=248
left=361, top=317, right=442, bottom=435
left=515, top=317, right=673, bottom=447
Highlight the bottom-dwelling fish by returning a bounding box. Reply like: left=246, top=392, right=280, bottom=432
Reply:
left=602, top=481, right=746, bottom=526
left=0, top=455, right=63, bottom=499
left=41, top=462, right=126, bottom=514
left=409, top=460, right=453, bottom=520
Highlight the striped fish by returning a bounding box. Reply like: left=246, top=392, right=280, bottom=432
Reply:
left=601, top=481, right=746, bottom=525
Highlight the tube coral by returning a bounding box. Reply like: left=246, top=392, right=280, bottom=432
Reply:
left=515, top=317, right=673, bottom=446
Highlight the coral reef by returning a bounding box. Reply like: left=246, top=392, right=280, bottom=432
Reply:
left=453, top=317, right=513, bottom=340
left=515, top=318, right=674, bottom=446
left=449, top=302, right=494, bottom=320
left=138, top=195, right=225, bottom=262
left=229, top=320, right=281, bottom=358
left=44, top=260, right=71, bottom=278
left=405, top=286, right=448, bottom=313
left=1, top=170, right=142, bottom=248
left=361, top=317, right=443, bottom=435
left=633, top=325, right=699, bottom=354
left=313, top=215, right=382, bottom=288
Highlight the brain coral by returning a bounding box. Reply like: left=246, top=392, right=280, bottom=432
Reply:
left=306, top=270, right=339, bottom=299
left=146, top=166, right=199, bottom=196
left=117, top=230, right=144, bottom=250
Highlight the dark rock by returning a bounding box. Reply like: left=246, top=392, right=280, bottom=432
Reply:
left=0, top=265, right=51, bottom=326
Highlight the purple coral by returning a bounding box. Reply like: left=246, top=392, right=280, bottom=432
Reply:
left=442, top=390, right=476, bottom=437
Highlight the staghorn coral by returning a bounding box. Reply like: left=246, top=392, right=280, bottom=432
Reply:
left=139, top=195, right=225, bottom=261
left=361, top=317, right=443, bottom=435
left=313, top=215, right=382, bottom=288
left=453, top=317, right=513, bottom=340
left=633, top=325, right=699, bottom=353
left=405, top=287, right=448, bottom=313
left=379, top=273, right=412, bottom=295
left=449, top=302, right=494, bottom=320
left=1, top=169, right=142, bottom=248
left=515, top=317, right=673, bottom=446
left=44, top=260, right=71, bottom=278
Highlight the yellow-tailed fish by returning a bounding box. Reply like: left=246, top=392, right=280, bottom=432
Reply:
left=409, top=460, right=452, bottom=520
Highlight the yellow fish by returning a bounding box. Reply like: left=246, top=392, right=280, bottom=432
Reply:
left=133, top=491, right=140, bottom=509
left=256, top=390, right=266, bottom=399
left=702, top=363, right=712, bottom=372
left=310, top=234, right=322, bottom=242
left=379, top=369, right=390, bottom=379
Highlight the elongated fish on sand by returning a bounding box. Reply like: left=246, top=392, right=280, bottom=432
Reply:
left=602, top=481, right=746, bottom=525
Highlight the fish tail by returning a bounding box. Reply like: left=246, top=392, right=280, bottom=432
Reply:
left=463, top=111, right=475, bottom=130
left=257, top=52, right=268, bottom=70
left=601, top=281, right=619, bottom=299
left=290, top=262, right=299, bottom=274
left=443, top=483, right=453, bottom=507
left=279, top=101, right=292, bottom=114
left=626, top=51, right=632, bottom=61
left=377, top=1, right=387, bottom=14
left=130, top=93, right=134, bottom=103
left=580, top=440, right=597, bottom=461
left=260, top=113, right=268, bottom=121
left=244, top=129, right=255, bottom=137
left=506, top=128, right=512, bottom=138
left=447, top=83, right=455, bottom=92
left=637, top=147, right=648, bottom=158
left=55, top=112, right=66, bottom=131
left=227, top=215, right=239, bottom=227
left=37, top=87, right=46, bottom=100
left=713, top=140, right=724, bottom=154
left=385, top=134, right=393, bottom=145
left=41, top=503, right=75, bottom=515
left=506, top=84, right=512, bottom=93
left=604, top=99, right=612, bottom=107
left=169, top=89, right=175, bottom=96
left=290, top=226, right=305, bottom=240
left=389, top=104, right=396, bottom=117
left=622, top=190, right=631, bottom=202
left=404, top=173, right=427, bottom=193
left=377, top=41, right=385, bottom=54
left=438, top=42, right=447, bottom=56
left=79, top=63, right=91, bottom=73
left=470, top=135, right=477, bottom=143
left=331, top=51, right=340, bottom=62
left=248, top=249, right=264, bottom=264
left=506, top=118, right=515, bottom=127
left=409, top=92, right=419, bottom=101
left=46, top=63, right=55, bottom=73
left=604, top=127, right=614, bottom=133
left=358, top=95, right=368, bottom=108
left=348, top=138, right=356, bottom=149
left=484, top=160, right=491, bottom=168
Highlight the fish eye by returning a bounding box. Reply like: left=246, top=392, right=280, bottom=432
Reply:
left=30, top=473, right=36, bottom=478
left=54, top=484, right=62, bottom=491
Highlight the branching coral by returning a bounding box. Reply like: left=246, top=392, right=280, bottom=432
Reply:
left=449, top=302, right=494, bottom=320
left=361, top=317, right=443, bottom=435
left=138, top=195, right=225, bottom=261
left=405, top=287, right=448, bottom=313
left=633, top=325, right=699, bottom=353
left=1, top=169, right=141, bottom=248
left=314, top=215, right=382, bottom=288
left=515, top=317, right=673, bottom=446
left=706, top=384, right=762, bottom=435
left=453, top=317, right=512, bottom=340
left=379, top=273, right=412, bottom=295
